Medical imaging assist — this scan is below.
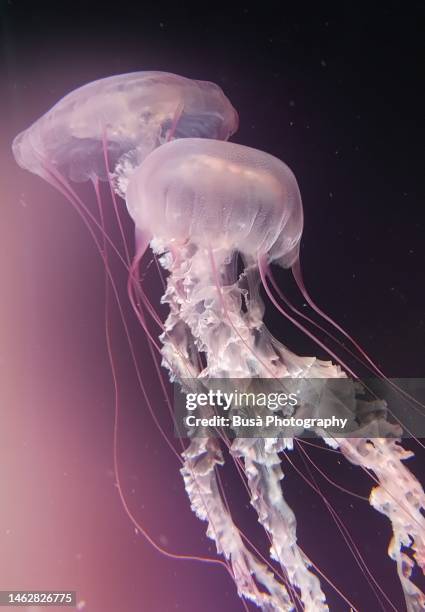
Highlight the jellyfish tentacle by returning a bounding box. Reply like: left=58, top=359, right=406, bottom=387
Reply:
left=156, top=243, right=297, bottom=610
left=101, top=128, right=131, bottom=264
left=159, top=241, right=331, bottom=609
left=258, top=256, right=357, bottom=380
left=333, top=436, right=425, bottom=611
left=292, top=258, right=425, bottom=422
left=232, top=438, right=329, bottom=611
left=165, top=101, right=185, bottom=142
left=182, top=438, right=294, bottom=611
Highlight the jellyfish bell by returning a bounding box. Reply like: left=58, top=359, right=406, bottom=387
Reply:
left=126, top=137, right=303, bottom=268
left=10, top=71, right=239, bottom=289
left=12, top=71, right=239, bottom=196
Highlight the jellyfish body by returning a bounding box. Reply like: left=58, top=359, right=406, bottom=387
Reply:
left=12, top=71, right=238, bottom=195
left=126, top=138, right=425, bottom=611
left=126, top=137, right=302, bottom=267
left=127, top=138, right=331, bottom=610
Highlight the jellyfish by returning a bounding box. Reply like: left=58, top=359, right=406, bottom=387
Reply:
left=11, top=71, right=245, bottom=593
left=11, top=70, right=238, bottom=312
left=12, top=70, right=238, bottom=193
left=125, top=137, right=425, bottom=611
left=12, top=73, right=425, bottom=611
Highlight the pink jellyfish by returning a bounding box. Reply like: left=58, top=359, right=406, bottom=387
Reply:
left=11, top=70, right=244, bottom=596
left=125, top=137, right=425, bottom=611
left=12, top=71, right=238, bottom=314
left=12, top=71, right=238, bottom=194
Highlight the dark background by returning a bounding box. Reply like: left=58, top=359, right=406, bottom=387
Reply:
left=1, top=2, right=424, bottom=611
